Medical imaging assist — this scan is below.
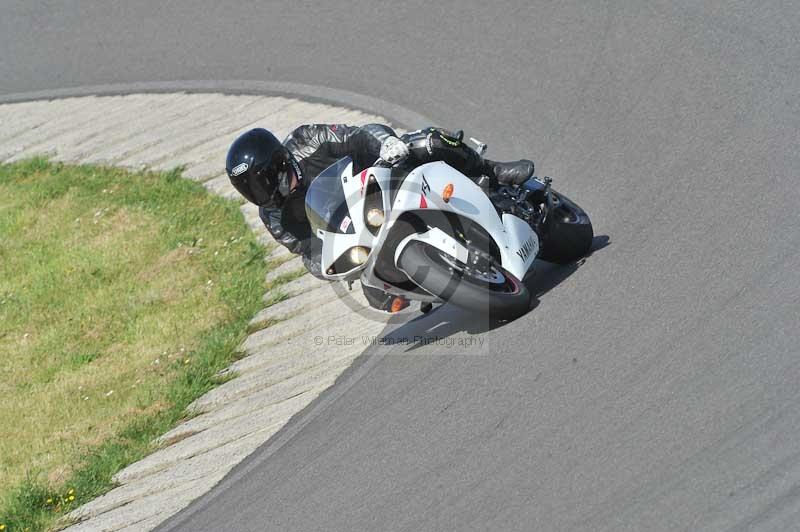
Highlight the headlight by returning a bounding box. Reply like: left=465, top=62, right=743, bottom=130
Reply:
left=366, top=208, right=384, bottom=228
left=348, top=246, right=370, bottom=265
left=363, top=175, right=384, bottom=236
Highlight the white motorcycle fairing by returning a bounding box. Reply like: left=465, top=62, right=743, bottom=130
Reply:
left=380, top=161, right=538, bottom=282
left=313, top=159, right=539, bottom=299
left=315, top=159, right=375, bottom=281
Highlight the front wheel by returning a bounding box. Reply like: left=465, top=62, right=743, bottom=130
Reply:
left=537, top=190, right=594, bottom=264
left=397, top=241, right=531, bottom=320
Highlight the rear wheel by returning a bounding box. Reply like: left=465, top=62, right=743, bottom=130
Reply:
left=398, top=241, right=530, bottom=320
left=537, top=190, right=594, bottom=264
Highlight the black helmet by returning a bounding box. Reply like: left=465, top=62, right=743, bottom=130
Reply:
left=226, top=128, right=292, bottom=207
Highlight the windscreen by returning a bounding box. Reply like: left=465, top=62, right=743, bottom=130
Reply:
left=305, top=157, right=356, bottom=235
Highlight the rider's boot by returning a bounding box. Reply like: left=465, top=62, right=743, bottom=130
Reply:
left=481, top=159, right=535, bottom=186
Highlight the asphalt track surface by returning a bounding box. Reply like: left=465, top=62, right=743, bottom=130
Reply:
left=3, top=1, right=800, bottom=530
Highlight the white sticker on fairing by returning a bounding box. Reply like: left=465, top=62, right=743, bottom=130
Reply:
left=231, top=163, right=249, bottom=176
left=339, top=216, right=352, bottom=232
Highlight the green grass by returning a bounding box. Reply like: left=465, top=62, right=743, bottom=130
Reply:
left=0, top=158, right=267, bottom=531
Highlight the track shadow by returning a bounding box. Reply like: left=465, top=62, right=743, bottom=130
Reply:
left=526, top=234, right=611, bottom=298
left=379, top=234, right=611, bottom=353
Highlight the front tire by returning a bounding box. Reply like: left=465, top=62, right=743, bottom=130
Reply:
left=397, top=241, right=531, bottom=320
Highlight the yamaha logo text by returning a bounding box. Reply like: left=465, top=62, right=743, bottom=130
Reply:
left=516, top=235, right=536, bottom=262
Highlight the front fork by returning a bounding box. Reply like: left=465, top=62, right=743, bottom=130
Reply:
left=393, top=226, right=500, bottom=282
left=393, top=227, right=470, bottom=272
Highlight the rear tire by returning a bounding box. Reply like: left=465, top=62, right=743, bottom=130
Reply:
left=537, top=190, right=594, bottom=265
left=398, top=241, right=530, bottom=320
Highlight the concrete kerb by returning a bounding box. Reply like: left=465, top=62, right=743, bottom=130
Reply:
left=0, top=86, right=422, bottom=531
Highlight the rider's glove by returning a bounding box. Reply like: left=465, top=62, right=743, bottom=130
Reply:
left=380, top=136, right=410, bottom=165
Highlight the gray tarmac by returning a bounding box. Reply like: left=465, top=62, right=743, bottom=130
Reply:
left=2, top=1, right=799, bottom=530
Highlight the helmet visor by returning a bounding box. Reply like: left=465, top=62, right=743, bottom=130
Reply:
left=233, top=149, right=290, bottom=207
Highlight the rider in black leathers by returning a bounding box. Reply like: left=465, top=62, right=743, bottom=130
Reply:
left=226, top=123, right=534, bottom=311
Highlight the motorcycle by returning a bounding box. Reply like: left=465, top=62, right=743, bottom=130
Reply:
left=305, top=140, right=593, bottom=320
